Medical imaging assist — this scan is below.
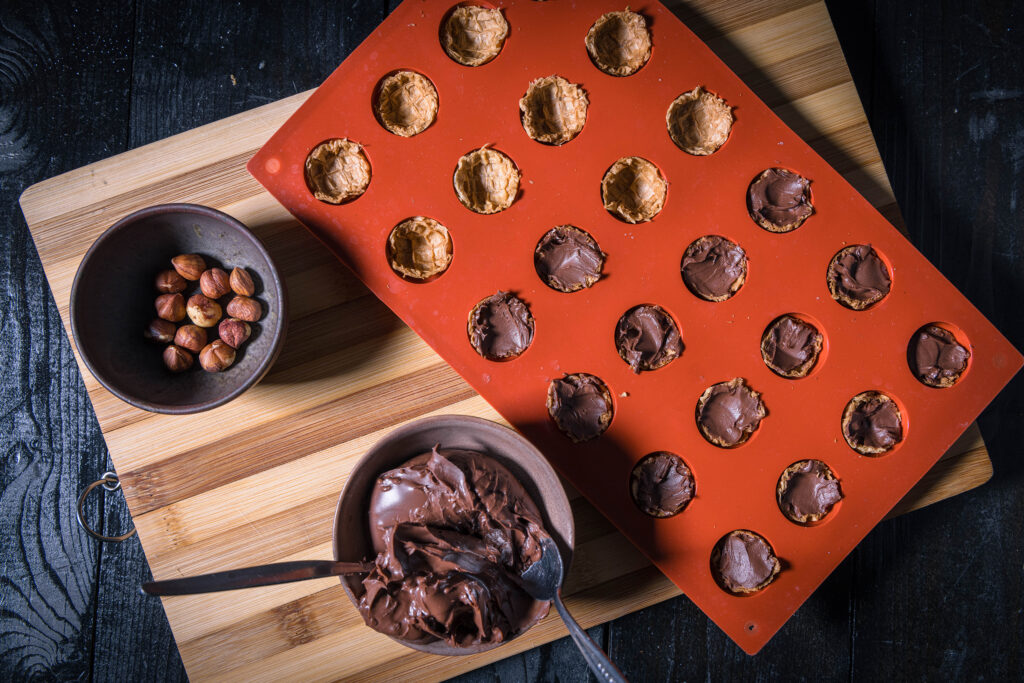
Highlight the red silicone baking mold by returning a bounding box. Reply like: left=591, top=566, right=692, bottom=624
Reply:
left=248, top=0, right=1022, bottom=654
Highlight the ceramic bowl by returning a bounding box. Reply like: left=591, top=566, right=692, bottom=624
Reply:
left=333, top=414, right=574, bottom=655
left=70, top=203, right=287, bottom=414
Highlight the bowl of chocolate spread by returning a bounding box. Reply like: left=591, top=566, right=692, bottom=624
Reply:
left=333, top=415, right=574, bottom=655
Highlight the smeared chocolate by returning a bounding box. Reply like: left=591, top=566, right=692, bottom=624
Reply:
left=468, top=291, right=534, bottom=361
left=630, top=452, right=694, bottom=518
left=696, top=378, right=766, bottom=448
left=827, top=245, right=891, bottom=309
left=910, top=325, right=970, bottom=387
left=615, top=305, right=683, bottom=373
left=534, top=226, right=605, bottom=292
left=777, top=460, right=843, bottom=524
left=748, top=168, right=813, bottom=232
left=546, top=373, right=613, bottom=442
left=760, top=315, right=822, bottom=378
left=680, top=235, right=747, bottom=302
left=842, top=391, right=903, bottom=455
left=712, top=530, right=780, bottom=594
left=359, top=448, right=551, bottom=647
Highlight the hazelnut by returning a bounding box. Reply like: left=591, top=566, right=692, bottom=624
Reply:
left=163, top=345, right=193, bottom=372
left=144, top=318, right=177, bottom=344
left=186, top=294, right=223, bottom=328
left=200, top=267, right=232, bottom=299
left=174, top=324, right=208, bottom=354
left=155, top=293, right=186, bottom=322
left=171, top=253, right=206, bottom=281
left=226, top=296, right=262, bottom=322
left=155, top=269, right=187, bottom=294
left=199, top=340, right=236, bottom=372
left=229, top=267, right=255, bottom=296
left=218, top=318, right=251, bottom=348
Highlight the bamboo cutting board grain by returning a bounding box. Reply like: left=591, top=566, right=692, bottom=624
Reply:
left=20, top=1, right=994, bottom=680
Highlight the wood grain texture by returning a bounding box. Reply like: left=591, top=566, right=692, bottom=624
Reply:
left=3, top=0, right=1022, bottom=681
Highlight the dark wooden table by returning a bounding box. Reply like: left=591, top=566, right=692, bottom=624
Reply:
left=1, top=1, right=1021, bottom=680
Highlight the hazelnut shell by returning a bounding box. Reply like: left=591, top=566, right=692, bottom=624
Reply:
left=155, top=293, right=186, bottom=322
left=171, top=253, right=206, bottom=281
left=163, top=345, right=193, bottom=372
left=226, top=296, right=262, bottom=322
left=229, top=267, right=255, bottom=296
left=174, top=324, right=208, bottom=354
left=200, top=268, right=232, bottom=299
left=155, top=269, right=187, bottom=294
left=186, top=294, right=223, bottom=328
left=199, top=340, right=236, bottom=372
left=218, top=318, right=251, bottom=349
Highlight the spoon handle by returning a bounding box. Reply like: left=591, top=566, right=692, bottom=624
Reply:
left=141, top=560, right=373, bottom=596
left=553, top=589, right=629, bottom=683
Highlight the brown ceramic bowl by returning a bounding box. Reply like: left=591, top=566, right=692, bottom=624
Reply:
left=334, top=414, right=574, bottom=655
left=70, top=204, right=287, bottom=414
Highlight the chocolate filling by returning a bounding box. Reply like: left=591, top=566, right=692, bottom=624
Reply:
left=534, top=226, right=605, bottom=292
left=910, top=325, right=970, bottom=387
left=547, top=373, right=613, bottom=442
left=748, top=168, right=813, bottom=232
left=359, top=447, right=551, bottom=647
left=468, top=291, right=534, bottom=361
left=760, top=315, right=822, bottom=378
left=827, top=245, right=891, bottom=309
left=842, top=392, right=903, bottom=454
left=680, top=235, right=747, bottom=302
left=696, top=378, right=765, bottom=448
left=712, top=530, right=780, bottom=594
left=630, top=452, right=694, bottom=518
left=777, top=460, right=842, bottom=524
left=615, top=305, right=682, bottom=373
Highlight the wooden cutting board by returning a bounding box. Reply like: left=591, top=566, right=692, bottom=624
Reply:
left=20, top=1, right=993, bottom=680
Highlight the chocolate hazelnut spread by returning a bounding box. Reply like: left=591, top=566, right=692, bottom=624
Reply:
left=712, top=530, right=780, bottom=594
left=696, top=378, right=765, bottom=448
left=615, top=305, right=682, bottom=373
left=359, top=447, right=551, bottom=647
left=546, top=373, right=613, bottom=442
left=777, top=460, right=842, bottom=524
left=910, top=325, right=970, bottom=387
left=680, top=235, right=747, bottom=302
left=827, top=244, right=891, bottom=309
left=747, top=168, right=813, bottom=232
left=534, top=226, right=605, bottom=292
left=630, top=452, right=694, bottom=518
left=760, top=315, right=822, bottom=378
left=468, top=291, right=534, bottom=361
left=842, top=391, right=903, bottom=455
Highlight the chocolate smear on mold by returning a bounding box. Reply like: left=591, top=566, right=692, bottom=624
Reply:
left=520, top=75, right=589, bottom=145
left=760, top=315, right=822, bottom=378
left=712, top=530, right=780, bottom=594
left=827, top=244, right=891, bottom=309
left=585, top=10, right=651, bottom=77
left=601, top=156, right=667, bottom=223
left=305, top=138, right=371, bottom=204
left=777, top=460, right=843, bottom=524
left=387, top=217, right=452, bottom=281
left=547, top=373, right=614, bottom=443
left=666, top=86, right=734, bottom=156
left=747, top=168, right=813, bottom=232
left=615, top=304, right=682, bottom=372
left=630, top=452, right=695, bottom=518
left=842, top=391, right=903, bottom=455
left=468, top=291, right=534, bottom=361
left=910, top=325, right=970, bottom=388
left=534, top=225, right=605, bottom=292
left=442, top=6, right=509, bottom=67
left=680, top=235, right=747, bottom=302
left=696, top=378, right=765, bottom=448
left=359, top=447, right=552, bottom=647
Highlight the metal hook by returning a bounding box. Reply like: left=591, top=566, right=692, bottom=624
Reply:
left=76, top=471, right=137, bottom=542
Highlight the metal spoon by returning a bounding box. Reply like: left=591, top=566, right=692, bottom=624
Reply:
left=520, top=536, right=629, bottom=683
left=140, top=560, right=374, bottom=596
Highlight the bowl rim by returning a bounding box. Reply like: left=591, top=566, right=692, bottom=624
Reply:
left=332, top=414, right=575, bottom=656
left=69, top=202, right=288, bottom=415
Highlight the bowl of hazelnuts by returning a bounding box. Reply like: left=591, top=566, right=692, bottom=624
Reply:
left=70, top=203, right=287, bottom=414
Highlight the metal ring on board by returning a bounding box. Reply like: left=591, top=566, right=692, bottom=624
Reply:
left=76, top=471, right=137, bottom=542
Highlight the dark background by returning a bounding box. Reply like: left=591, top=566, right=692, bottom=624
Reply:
left=1, top=1, right=1021, bottom=680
